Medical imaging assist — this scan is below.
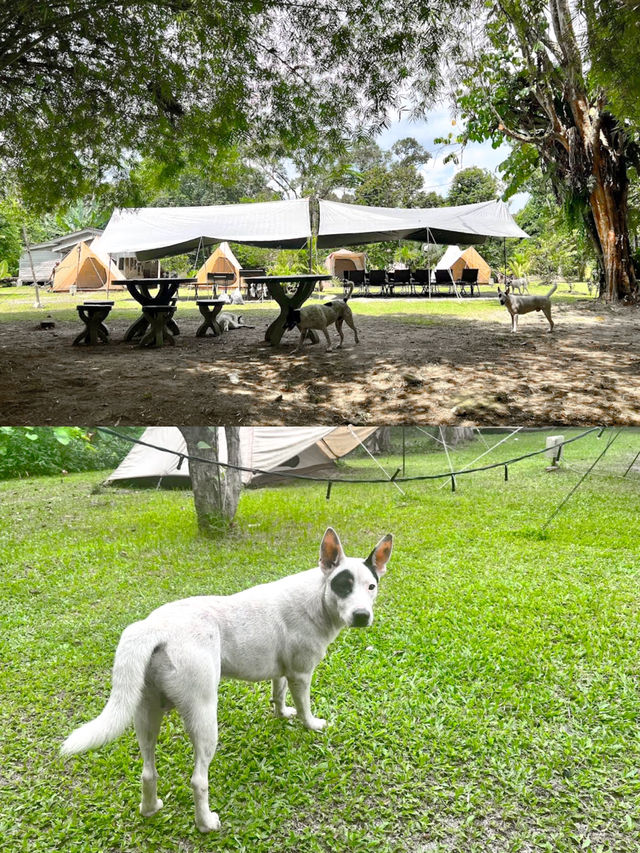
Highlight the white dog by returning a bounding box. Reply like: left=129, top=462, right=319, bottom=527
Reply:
left=284, top=285, right=359, bottom=352
left=497, top=283, right=557, bottom=332
left=61, top=528, right=393, bottom=833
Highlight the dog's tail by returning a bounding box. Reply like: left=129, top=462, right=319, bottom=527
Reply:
left=546, top=283, right=558, bottom=298
left=60, top=622, right=160, bottom=756
left=343, top=282, right=354, bottom=302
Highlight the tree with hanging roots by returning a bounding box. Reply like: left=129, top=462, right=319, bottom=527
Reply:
left=445, top=0, right=640, bottom=301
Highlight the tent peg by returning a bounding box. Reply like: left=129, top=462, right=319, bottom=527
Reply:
left=504, top=464, right=508, bottom=482
left=326, top=481, right=333, bottom=501
left=451, top=474, right=456, bottom=492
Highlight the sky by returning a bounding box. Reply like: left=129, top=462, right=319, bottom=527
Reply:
left=378, top=106, right=529, bottom=213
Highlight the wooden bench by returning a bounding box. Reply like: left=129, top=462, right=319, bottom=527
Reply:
left=72, top=302, right=114, bottom=346
left=195, top=299, right=226, bottom=337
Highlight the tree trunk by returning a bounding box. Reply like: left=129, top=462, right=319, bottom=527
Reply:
left=178, top=426, right=243, bottom=537
left=588, top=145, right=635, bottom=301
left=365, top=427, right=392, bottom=454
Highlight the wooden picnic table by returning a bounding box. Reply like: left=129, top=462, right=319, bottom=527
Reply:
left=243, top=274, right=332, bottom=346
left=124, top=278, right=190, bottom=345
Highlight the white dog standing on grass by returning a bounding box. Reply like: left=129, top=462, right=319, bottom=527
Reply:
left=61, top=528, right=393, bottom=833
left=497, top=283, right=557, bottom=332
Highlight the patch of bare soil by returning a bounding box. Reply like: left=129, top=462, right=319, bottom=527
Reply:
left=1, top=302, right=639, bottom=425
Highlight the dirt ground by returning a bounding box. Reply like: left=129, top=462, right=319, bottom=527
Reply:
left=1, top=300, right=639, bottom=425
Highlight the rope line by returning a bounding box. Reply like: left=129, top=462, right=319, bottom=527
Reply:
left=97, top=426, right=603, bottom=485
left=541, top=429, right=622, bottom=531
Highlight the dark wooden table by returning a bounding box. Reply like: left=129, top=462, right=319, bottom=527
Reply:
left=243, top=274, right=332, bottom=346
left=195, top=299, right=226, bottom=337
left=73, top=302, right=114, bottom=346
left=124, top=278, right=190, bottom=344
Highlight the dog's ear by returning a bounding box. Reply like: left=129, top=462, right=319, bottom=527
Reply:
left=319, top=527, right=345, bottom=574
left=364, top=534, right=393, bottom=579
left=505, top=285, right=511, bottom=294
left=497, top=287, right=502, bottom=295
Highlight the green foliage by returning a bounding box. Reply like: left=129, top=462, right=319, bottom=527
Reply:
left=446, top=166, right=499, bottom=206
left=0, top=0, right=453, bottom=212
left=0, top=427, right=141, bottom=480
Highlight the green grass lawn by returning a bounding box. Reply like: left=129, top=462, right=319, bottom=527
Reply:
left=1, top=429, right=640, bottom=852
left=0, top=281, right=595, bottom=327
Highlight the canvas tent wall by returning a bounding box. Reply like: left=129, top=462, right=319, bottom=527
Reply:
left=51, top=241, right=125, bottom=291
left=436, top=245, right=491, bottom=284
left=105, top=426, right=378, bottom=489
left=196, top=242, right=242, bottom=288
left=324, top=249, right=366, bottom=278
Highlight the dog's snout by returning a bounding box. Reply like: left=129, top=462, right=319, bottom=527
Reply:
left=351, top=609, right=371, bottom=628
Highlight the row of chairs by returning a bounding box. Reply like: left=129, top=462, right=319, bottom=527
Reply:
left=342, top=267, right=481, bottom=298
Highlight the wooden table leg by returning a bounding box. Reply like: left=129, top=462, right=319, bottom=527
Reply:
left=138, top=309, right=175, bottom=347
left=124, top=314, right=149, bottom=341
left=265, top=281, right=318, bottom=346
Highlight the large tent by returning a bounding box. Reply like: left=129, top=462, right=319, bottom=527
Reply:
left=317, top=199, right=528, bottom=247
left=51, top=241, right=125, bottom=292
left=196, top=241, right=242, bottom=289
left=105, top=426, right=378, bottom=488
left=324, top=249, right=366, bottom=278
left=98, top=198, right=312, bottom=259
left=436, top=245, right=492, bottom=284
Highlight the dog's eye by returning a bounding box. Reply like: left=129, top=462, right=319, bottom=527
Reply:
left=369, top=583, right=376, bottom=590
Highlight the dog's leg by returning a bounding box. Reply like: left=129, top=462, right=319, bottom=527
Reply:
left=322, top=327, right=333, bottom=352
left=335, top=318, right=345, bottom=349
left=287, top=671, right=326, bottom=731
left=512, top=313, right=518, bottom=333
left=185, top=699, right=221, bottom=833
left=293, top=328, right=306, bottom=352
left=544, top=306, right=554, bottom=332
left=344, top=314, right=359, bottom=345
left=271, top=677, right=296, bottom=719
left=135, top=695, right=165, bottom=818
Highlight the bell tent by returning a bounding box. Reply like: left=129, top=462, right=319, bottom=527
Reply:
left=196, top=241, right=242, bottom=289
left=105, top=426, right=379, bottom=489
left=52, top=241, right=125, bottom=292
left=436, top=245, right=492, bottom=284
left=324, top=249, right=366, bottom=278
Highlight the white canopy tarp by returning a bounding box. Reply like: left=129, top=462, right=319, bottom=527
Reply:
left=105, top=426, right=378, bottom=487
left=97, top=199, right=312, bottom=259
left=317, top=199, right=528, bottom=247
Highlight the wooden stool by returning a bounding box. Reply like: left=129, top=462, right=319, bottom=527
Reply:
left=125, top=301, right=179, bottom=342
left=196, top=299, right=226, bottom=337
left=73, top=302, right=114, bottom=346
left=138, top=305, right=177, bottom=348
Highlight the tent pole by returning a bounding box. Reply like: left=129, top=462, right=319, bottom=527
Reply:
left=106, top=253, right=111, bottom=298
left=22, top=225, right=43, bottom=309
left=75, top=244, right=81, bottom=295
left=427, top=228, right=432, bottom=299
left=503, top=237, right=507, bottom=282
left=402, top=427, right=406, bottom=477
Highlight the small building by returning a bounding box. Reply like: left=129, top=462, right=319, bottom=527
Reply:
left=19, top=229, right=103, bottom=284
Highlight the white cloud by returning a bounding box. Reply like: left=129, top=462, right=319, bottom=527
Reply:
left=377, top=109, right=530, bottom=211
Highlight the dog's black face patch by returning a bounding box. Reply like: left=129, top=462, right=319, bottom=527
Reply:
left=330, top=569, right=354, bottom=599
